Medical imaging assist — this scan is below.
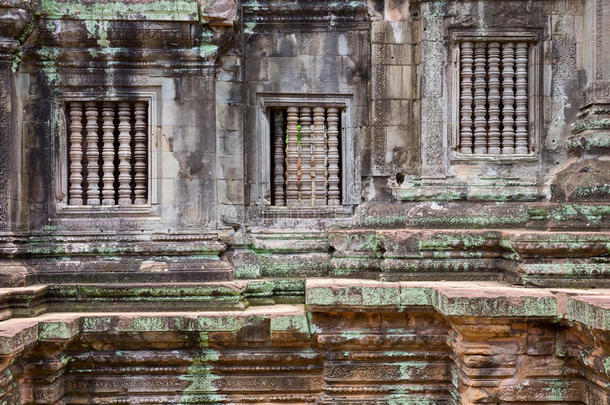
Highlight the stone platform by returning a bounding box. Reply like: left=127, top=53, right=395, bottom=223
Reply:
left=0, top=280, right=607, bottom=404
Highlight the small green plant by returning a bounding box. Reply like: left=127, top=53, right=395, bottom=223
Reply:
left=297, top=125, right=302, bottom=147
left=286, top=124, right=303, bottom=147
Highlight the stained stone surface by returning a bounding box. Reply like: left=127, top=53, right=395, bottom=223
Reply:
left=0, top=0, right=608, bottom=403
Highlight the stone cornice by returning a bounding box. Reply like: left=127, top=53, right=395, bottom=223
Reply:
left=242, top=0, right=369, bottom=32
left=25, top=0, right=236, bottom=67
left=39, top=0, right=235, bottom=25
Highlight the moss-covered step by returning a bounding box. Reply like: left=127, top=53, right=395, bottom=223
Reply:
left=306, top=279, right=610, bottom=326
left=352, top=201, right=610, bottom=230
left=0, top=280, right=306, bottom=317
left=328, top=229, right=610, bottom=286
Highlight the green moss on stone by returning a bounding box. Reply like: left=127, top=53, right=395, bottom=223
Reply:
left=362, top=286, right=400, bottom=307
left=41, top=0, right=199, bottom=21
left=307, top=286, right=362, bottom=306
left=400, top=287, right=434, bottom=307
left=178, top=349, right=223, bottom=404
left=234, top=264, right=261, bottom=279
left=38, top=321, right=77, bottom=340
left=270, top=314, right=309, bottom=335
left=197, top=316, right=245, bottom=332
left=542, top=379, right=567, bottom=401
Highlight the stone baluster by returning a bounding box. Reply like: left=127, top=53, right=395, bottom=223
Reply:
left=473, top=42, right=487, bottom=153
left=117, top=102, right=133, bottom=205
left=515, top=42, right=529, bottom=154
left=101, top=103, right=116, bottom=205
left=85, top=102, right=100, bottom=205
left=487, top=42, right=501, bottom=154
left=298, top=107, right=313, bottom=206
left=473, top=42, right=488, bottom=154
left=273, top=110, right=285, bottom=206
left=459, top=42, right=474, bottom=154
left=133, top=102, right=148, bottom=204
left=326, top=107, right=340, bottom=205
left=68, top=102, right=84, bottom=205
left=501, top=42, right=516, bottom=154
left=312, top=107, right=327, bottom=206
left=285, top=107, right=299, bottom=206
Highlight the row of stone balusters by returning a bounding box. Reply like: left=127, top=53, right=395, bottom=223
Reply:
left=273, top=106, right=341, bottom=206
left=459, top=41, right=529, bottom=154
left=67, top=101, right=148, bottom=206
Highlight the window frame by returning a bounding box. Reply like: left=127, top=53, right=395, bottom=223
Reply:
left=55, top=89, right=160, bottom=216
left=256, top=93, right=358, bottom=209
left=448, top=29, right=542, bottom=162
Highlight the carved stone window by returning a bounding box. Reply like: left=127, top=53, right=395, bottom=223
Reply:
left=257, top=95, right=357, bottom=209
left=270, top=106, right=342, bottom=206
left=450, top=31, right=541, bottom=159
left=62, top=99, right=152, bottom=209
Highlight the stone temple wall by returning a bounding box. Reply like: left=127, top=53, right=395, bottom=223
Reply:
left=0, top=0, right=608, bottom=403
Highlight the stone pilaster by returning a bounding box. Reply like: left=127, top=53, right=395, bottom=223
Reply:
left=0, top=1, right=34, bottom=230
left=553, top=0, right=610, bottom=201
left=0, top=63, right=10, bottom=230
left=418, top=1, right=448, bottom=179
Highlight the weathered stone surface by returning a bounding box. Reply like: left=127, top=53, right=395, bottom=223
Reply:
left=0, top=282, right=606, bottom=403
left=0, top=0, right=608, bottom=402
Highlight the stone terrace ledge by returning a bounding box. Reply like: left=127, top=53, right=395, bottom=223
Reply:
left=306, top=280, right=605, bottom=322
left=0, top=280, right=607, bottom=354
left=0, top=280, right=607, bottom=403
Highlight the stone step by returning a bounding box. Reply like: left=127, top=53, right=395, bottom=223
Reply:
left=0, top=279, right=607, bottom=327
left=0, top=281, right=607, bottom=404
left=353, top=201, right=610, bottom=229
left=0, top=280, right=305, bottom=319
left=328, top=229, right=610, bottom=287
left=0, top=281, right=607, bottom=354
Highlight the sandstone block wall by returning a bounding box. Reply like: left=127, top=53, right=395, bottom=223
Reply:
left=0, top=0, right=607, bottom=403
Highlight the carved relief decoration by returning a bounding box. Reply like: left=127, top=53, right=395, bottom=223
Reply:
left=0, top=76, right=7, bottom=225
left=374, top=31, right=387, bottom=172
